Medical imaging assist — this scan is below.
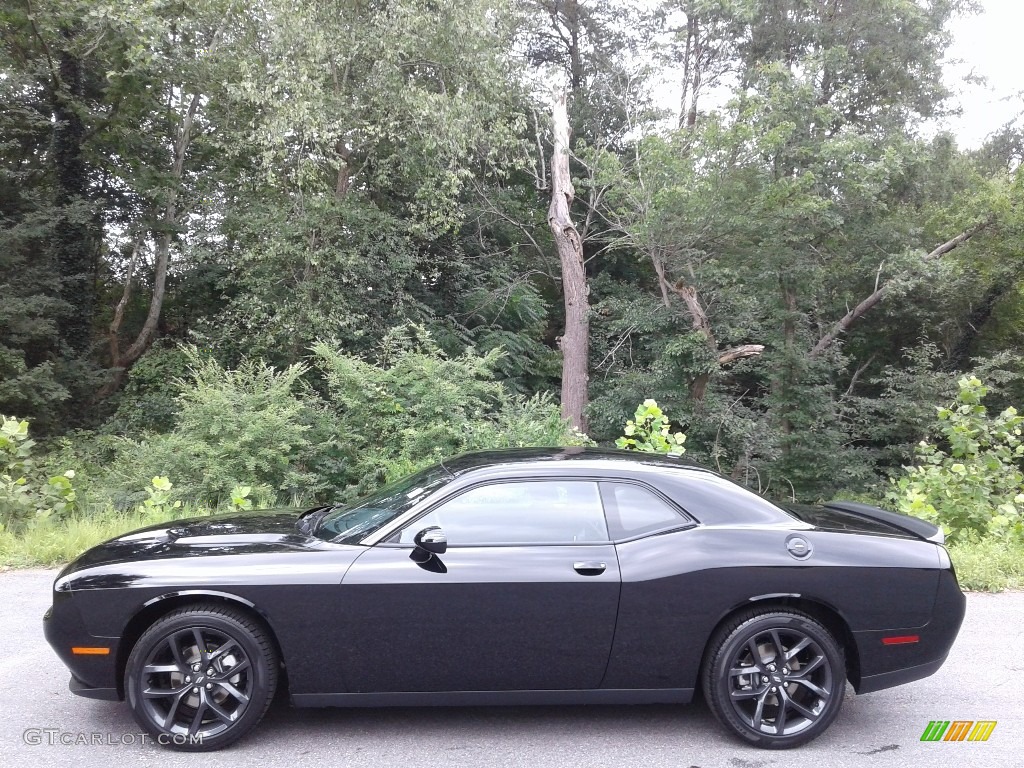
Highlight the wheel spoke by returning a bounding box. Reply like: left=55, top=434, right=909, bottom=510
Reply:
left=215, top=657, right=251, bottom=679
left=785, top=637, right=811, bottom=661
left=784, top=691, right=819, bottom=721
left=216, top=680, right=250, bottom=703
left=204, top=695, right=238, bottom=725
left=191, top=628, right=208, bottom=664
left=731, top=686, right=766, bottom=700
left=769, top=630, right=786, bottom=664
left=750, top=689, right=769, bottom=729
left=774, top=696, right=788, bottom=735
left=791, top=676, right=829, bottom=698
left=188, top=699, right=208, bottom=736
left=208, top=639, right=239, bottom=665
left=143, top=682, right=189, bottom=699
left=162, top=689, right=190, bottom=729
left=168, top=632, right=189, bottom=670
left=790, top=654, right=824, bottom=677
left=746, top=638, right=765, bottom=668
left=143, top=663, right=181, bottom=675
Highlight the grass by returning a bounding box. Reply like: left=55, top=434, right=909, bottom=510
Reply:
left=3, top=510, right=1023, bottom=592
left=0, top=505, right=212, bottom=569
left=946, top=537, right=1024, bottom=592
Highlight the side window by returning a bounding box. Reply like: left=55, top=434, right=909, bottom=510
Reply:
left=600, top=482, right=688, bottom=540
left=397, top=481, right=608, bottom=546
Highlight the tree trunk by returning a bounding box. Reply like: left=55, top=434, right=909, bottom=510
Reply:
left=548, top=91, right=589, bottom=433
left=52, top=41, right=95, bottom=356
left=661, top=273, right=763, bottom=403
left=685, top=15, right=701, bottom=128
left=98, top=92, right=202, bottom=400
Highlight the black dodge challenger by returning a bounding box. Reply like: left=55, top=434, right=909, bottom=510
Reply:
left=44, top=448, right=966, bottom=751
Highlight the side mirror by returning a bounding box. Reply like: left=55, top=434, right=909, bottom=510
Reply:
left=413, top=526, right=447, bottom=555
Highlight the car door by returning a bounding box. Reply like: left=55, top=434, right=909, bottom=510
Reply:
left=337, top=479, right=621, bottom=693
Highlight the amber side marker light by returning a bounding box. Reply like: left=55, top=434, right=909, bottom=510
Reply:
left=71, top=647, right=110, bottom=655
left=881, top=635, right=920, bottom=645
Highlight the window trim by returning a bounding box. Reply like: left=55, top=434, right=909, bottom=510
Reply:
left=381, top=477, right=611, bottom=548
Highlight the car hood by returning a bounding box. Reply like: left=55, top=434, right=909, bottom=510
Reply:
left=58, top=508, right=321, bottom=576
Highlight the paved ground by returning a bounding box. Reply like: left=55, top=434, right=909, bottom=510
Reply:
left=0, top=569, right=1020, bottom=767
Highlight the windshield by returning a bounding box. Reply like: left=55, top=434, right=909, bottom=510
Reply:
left=316, top=464, right=454, bottom=544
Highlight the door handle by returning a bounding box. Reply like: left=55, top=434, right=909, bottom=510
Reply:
left=573, top=561, right=607, bottom=575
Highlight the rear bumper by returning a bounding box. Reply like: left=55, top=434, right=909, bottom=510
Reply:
left=857, top=655, right=948, bottom=694
left=852, top=567, right=966, bottom=694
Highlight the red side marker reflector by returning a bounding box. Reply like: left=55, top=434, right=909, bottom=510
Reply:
left=71, top=647, right=110, bottom=655
left=882, top=635, right=919, bottom=645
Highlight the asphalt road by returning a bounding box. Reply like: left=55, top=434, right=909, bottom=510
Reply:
left=1, top=569, right=1020, bottom=768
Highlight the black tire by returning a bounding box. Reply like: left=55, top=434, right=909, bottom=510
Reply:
left=125, top=603, right=279, bottom=751
left=702, top=609, right=845, bottom=749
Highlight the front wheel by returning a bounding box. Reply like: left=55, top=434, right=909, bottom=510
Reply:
left=125, top=604, right=279, bottom=751
left=702, top=609, right=846, bottom=749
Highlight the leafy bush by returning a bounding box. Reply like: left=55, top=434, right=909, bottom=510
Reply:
left=615, top=399, right=687, bottom=456
left=1, top=416, right=77, bottom=530
left=311, top=326, right=588, bottom=496
left=106, top=349, right=315, bottom=506
left=887, top=377, right=1024, bottom=543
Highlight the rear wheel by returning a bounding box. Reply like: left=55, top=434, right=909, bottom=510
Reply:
left=702, top=609, right=845, bottom=749
left=125, top=604, right=278, bottom=751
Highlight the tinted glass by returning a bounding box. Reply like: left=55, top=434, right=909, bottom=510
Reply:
left=600, top=482, right=687, bottom=539
left=658, top=469, right=790, bottom=524
left=318, top=465, right=453, bottom=543
left=398, top=481, right=608, bottom=545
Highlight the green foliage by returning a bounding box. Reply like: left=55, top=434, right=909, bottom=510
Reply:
left=0, top=502, right=209, bottom=568
left=888, top=377, right=1024, bottom=543
left=946, top=535, right=1024, bottom=592
left=616, top=399, right=687, bottom=456
left=106, top=350, right=313, bottom=506
left=106, top=344, right=193, bottom=434
left=0, top=416, right=77, bottom=530
left=141, top=476, right=182, bottom=518
left=230, top=485, right=253, bottom=511
left=311, top=326, right=587, bottom=495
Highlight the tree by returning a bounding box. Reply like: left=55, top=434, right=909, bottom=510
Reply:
left=548, top=92, right=590, bottom=432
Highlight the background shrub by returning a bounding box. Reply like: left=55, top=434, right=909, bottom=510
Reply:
left=888, top=377, right=1024, bottom=543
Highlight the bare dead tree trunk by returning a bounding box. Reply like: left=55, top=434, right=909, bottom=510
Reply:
left=549, top=91, right=589, bottom=433
left=809, top=219, right=994, bottom=357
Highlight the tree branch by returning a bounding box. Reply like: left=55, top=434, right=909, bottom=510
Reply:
left=809, top=218, right=995, bottom=357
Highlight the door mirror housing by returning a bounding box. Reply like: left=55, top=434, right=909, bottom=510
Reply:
left=413, top=526, right=447, bottom=555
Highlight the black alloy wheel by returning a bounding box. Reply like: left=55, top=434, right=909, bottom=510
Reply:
left=703, top=609, right=845, bottom=749
left=125, top=604, right=278, bottom=751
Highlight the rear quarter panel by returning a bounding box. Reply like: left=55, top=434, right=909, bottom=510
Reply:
left=602, top=527, right=940, bottom=690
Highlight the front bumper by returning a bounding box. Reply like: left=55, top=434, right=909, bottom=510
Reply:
left=43, top=592, right=122, bottom=700
left=69, top=675, right=120, bottom=701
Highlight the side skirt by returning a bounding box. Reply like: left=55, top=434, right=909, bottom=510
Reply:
left=292, top=688, right=694, bottom=708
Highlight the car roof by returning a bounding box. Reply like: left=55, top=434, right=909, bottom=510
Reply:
left=439, top=447, right=707, bottom=477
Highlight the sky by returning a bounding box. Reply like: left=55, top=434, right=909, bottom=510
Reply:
left=941, top=0, right=1024, bottom=147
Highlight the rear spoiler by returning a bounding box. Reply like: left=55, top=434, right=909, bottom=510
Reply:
left=823, top=501, right=945, bottom=545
